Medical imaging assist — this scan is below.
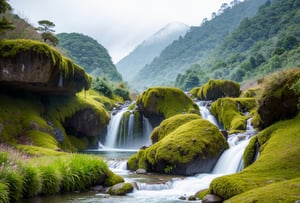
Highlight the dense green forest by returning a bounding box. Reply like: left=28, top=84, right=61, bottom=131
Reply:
left=176, top=0, right=300, bottom=90
left=130, top=0, right=268, bottom=91
left=57, top=33, right=122, bottom=82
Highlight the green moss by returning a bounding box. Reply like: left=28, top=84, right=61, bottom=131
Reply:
left=150, top=114, right=202, bottom=143
left=241, top=87, right=262, bottom=98
left=210, top=98, right=257, bottom=133
left=226, top=178, right=300, bottom=203
left=137, top=87, right=199, bottom=118
left=129, top=119, right=228, bottom=173
left=196, top=79, right=240, bottom=100
left=189, top=87, right=201, bottom=98
left=109, top=183, right=134, bottom=196
left=242, top=136, right=258, bottom=168
left=104, top=170, right=124, bottom=187
left=16, top=145, right=65, bottom=156
left=25, top=130, right=59, bottom=150
left=207, top=113, right=300, bottom=200
left=68, top=135, right=89, bottom=151
left=0, top=39, right=92, bottom=91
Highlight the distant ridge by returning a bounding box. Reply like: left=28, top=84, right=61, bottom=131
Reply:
left=116, top=22, right=189, bottom=81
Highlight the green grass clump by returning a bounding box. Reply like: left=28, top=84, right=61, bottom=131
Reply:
left=150, top=114, right=202, bottom=143
left=137, top=87, right=199, bottom=119
left=22, top=165, right=42, bottom=198
left=0, top=166, right=24, bottom=201
left=207, top=113, right=300, bottom=201
left=0, top=183, right=9, bottom=203
left=210, top=97, right=257, bottom=134
left=39, top=164, right=62, bottom=195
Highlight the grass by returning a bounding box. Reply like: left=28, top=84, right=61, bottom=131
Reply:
left=207, top=113, right=300, bottom=201
left=0, top=146, right=123, bottom=201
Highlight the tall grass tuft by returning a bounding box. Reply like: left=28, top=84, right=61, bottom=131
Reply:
left=39, top=165, right=62, bottom=195
left=0, top=166, right=24, bottom=201
left=22, top=165, right=42, bottom=197
left=0, top=183, right=9, bottom=203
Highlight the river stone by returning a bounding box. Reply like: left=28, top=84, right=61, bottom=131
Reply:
left=202, top=194, right=223, bottom=203
left=136, top=168, right=147, bottom=174
left=109, top=183, right=134, bottom=196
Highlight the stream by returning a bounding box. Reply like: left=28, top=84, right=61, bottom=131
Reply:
left=19, top=102, right=257, bottom=203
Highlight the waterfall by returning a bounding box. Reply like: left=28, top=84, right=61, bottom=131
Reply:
left=105, top=108, right=128, bottom=148
left=197, top=101, right=221, bottom=128
left=104, top=107, right=153, bottom=149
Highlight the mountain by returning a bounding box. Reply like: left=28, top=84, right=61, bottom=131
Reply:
left=130, top=0, right=268, bottom=92
left=57, top=33, right=122, bottom=82
left=176, top=0, right=300, bottom=90
left=116, top=22, right=189, bottom=82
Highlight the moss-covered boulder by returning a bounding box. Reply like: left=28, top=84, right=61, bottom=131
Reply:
left=206, top=113, right=300, bottom=202
left=0, top=39, right=91, bottom=94
left=150, top=114, right=202, bottom=143
left=256, top=69, right=300, bottom=129
left=190, top=79, right=240, bottom=100
left=210, top=98, right=257, bottom=134
left=108, top=183, right=134, bottom=196
left=136, top=87, right=199, bottom=127
left=128, top=118, right=228, bottom=176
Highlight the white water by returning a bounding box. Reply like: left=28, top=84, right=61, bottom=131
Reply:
left=105, top=112, right=257, bottom=202
left=198, top=101, right=221, bottom=128
left=105, top=108, right=128, bottom=148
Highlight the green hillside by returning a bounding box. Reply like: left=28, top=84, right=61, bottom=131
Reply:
left=57, top=33, right=122, bottom=82
left=130, top=0, right=268, bottom=91
left=177, top=0, right=300, bottom=90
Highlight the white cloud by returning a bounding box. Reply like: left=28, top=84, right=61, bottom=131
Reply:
left=9, top=0, right=232, bottom=63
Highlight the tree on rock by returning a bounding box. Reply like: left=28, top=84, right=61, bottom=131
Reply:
left=0, top=0, right=14, bottom=34
left=36, top=20, right=58, bottom=46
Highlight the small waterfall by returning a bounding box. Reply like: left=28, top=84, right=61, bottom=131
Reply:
left=104, top=107, right=153, bottom=149
left=136, top=182, right=173, bottom=191
left=105, top=108, right=128, bottom=148
left=197, top=101, right=221, bottom=128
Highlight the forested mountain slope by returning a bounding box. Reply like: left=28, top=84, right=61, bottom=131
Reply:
left=130, top=0, right=268, bottom=91
left=57, top=33, right=122, bottom=82
left=116, top=22, right=189, bottom=81
left=176, top=0, right=300, bottom=90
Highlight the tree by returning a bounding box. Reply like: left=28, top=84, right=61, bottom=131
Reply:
left=0, top=0, right=14, bottom=34
left=36, top=20, right=58, bottom=46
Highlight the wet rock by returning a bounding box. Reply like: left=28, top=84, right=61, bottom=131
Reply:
left=95, top=193, right=110, bottom=198
left=188, top=195, right=197, bottom=201
left=53, top=128, right=64, bottom=143
left=136, top=168, right=147, bottom=174
left=91, top=185, right=104, bottom=192
left=109, top=183, right=134, bottom=196
left=178, top=195, right=187, bottom=200
left=63, top=108, right=108, bottom=139
left=202, top=194, right=223, bottom=203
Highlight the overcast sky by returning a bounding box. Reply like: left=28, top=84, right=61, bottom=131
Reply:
left=9, top=0, right=232, bottom=63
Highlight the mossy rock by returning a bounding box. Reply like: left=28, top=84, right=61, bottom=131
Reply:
left=150, top=114, right=202, bottom=143
left=256, top=69, right=300, bottom=129
left=210, top=98, right=257, bottom=134
left=108, top=183, right=134, bottom=196
left=136, top=87, right=199, bottom=127
left=104, top=170, right=124, bottom=187
left=207, top=113, right=300, bottom=201
left=0, top=39, right=91, bottom=94
left=128, top=118, right=228, bottom=175
left=191, top=79, right=240, bottom=100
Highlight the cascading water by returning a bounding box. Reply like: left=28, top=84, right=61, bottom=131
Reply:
left=198, top=101, right=222, bottom=128
left=104, top=106, right=153, bottom=149
left=105, top=104, right=257, bottom=202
